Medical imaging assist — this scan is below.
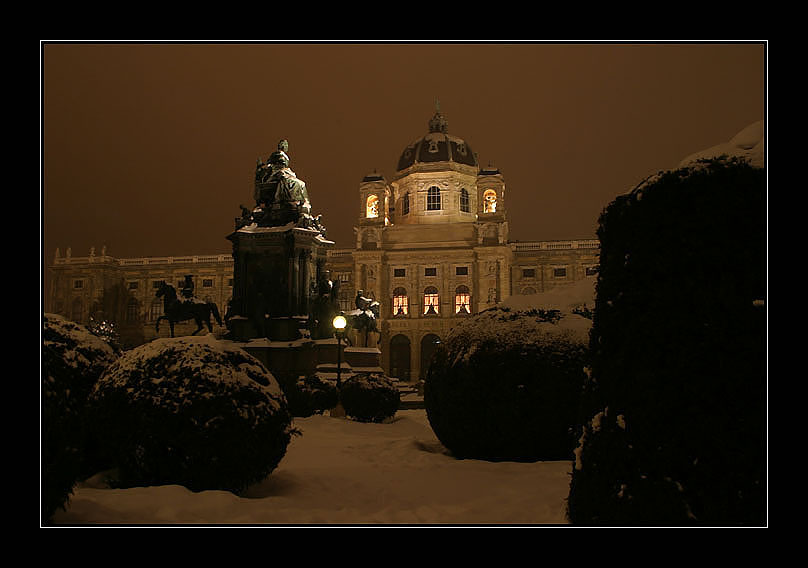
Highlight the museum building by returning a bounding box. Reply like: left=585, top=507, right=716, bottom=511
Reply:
left=47, top=107, right=599, bottom=382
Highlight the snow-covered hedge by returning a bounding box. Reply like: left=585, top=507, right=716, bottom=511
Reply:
left=42, top=314, right=120, bottom=522
left=567, top=157, right=766, bottom=525
left=88, top=335, right=295, bottom=493
left=339, top=373, right=399, bottom=423
left=286, top=374, right=339, bottom=417
left=424, top=307, right=590, bottom=461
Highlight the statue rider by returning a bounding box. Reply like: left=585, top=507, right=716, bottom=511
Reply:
left=181, top=275, right=195, bottom=303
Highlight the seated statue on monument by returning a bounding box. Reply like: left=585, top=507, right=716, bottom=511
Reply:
left=245, top=139, right=316, bottom=228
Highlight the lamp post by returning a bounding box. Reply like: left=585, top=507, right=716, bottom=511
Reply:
left=332, top=314, right=347, bottom=418
left=333, top=314, right=347, bottom=388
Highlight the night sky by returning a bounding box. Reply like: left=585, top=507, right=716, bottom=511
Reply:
left=41, top=42, right=765, bottom=270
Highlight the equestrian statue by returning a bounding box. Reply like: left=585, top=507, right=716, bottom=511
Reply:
left=155, top=279, right=222, bottom=338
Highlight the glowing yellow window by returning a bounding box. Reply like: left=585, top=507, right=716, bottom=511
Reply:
left=423, top=287, right=439, bottom=315
left=483, top=190, right=497, bottom=213
left=455, top=285, right=471, bottom=314
left=393, top=287, right=409, bottom=316
left=366, top=195, right=379, bottom=218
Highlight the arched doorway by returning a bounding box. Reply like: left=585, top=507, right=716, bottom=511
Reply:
left=420, top=333, right=441, bottom=380
left=389, top=334, right=411, bottom=382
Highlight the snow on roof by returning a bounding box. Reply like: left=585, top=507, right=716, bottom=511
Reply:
left=679, top=120, right=765, bottom=169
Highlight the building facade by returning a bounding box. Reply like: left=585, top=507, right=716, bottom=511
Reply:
left=46, top=108, right=599, bottom=379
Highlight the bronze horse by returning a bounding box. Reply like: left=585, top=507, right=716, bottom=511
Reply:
left=155, top=282, right=222, bottom=338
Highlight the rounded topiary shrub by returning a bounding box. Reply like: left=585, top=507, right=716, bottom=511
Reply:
left=425, top=307, right=590, bottom=462
left=567, top=157, right=766, bottom=525
left=42, top=313, right=120, bottom=522
left=286, top=374, right=339, bottom=417
left=339, top=373, right=400, bottom=423
left=88, top=335, right=295, bottom=493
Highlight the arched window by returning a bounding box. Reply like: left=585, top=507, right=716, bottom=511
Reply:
left=402, top=192, right=410, bottom=216
left=423, top=286, right=439, bottom=315
left=455, top=285, right=471, bottom=315
left=393, top=287, right=409, bottom=316
left=366, top=194, right=379, bottom=218
left=483, top=189, right=497, bottom=213
left=150, top=298, right=164, bottom=321
left=427, top=186, right=441, bottom=211
left=460, top=188, right=470, bottom=213
left=70, top=297, right=83, bottom=323
left=521, top=287, right=537, bottom=295
left=125, top=298, right=139, bottom=322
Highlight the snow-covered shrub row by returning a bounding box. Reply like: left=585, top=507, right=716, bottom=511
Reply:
left=88, top=335, right=295, bottom=493
left=286, top=374, right=339, bottom=417
left=339, top=373, right=400, bottom=423
left=424, top=307, right=590, bottom=462
left=42, top=314, right=120, bottom=522
left=567, top=157, right=766, bottom=525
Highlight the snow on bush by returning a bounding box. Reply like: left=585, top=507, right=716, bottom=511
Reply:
left=286, top=374, right=339, bottom=417
left=567, top=156, right=766, bottom=525
left=88, top=335, right=295, bottom=494
left=339, top=373, right=400, bottom=423
left=42, top=313, right=120, bottom=522
left=425, top=306, right=590, bottom=462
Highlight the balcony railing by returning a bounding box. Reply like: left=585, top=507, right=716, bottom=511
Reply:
left=54, top=254, right=232, bottom=266
left=513, top=239, right=600, bottom=252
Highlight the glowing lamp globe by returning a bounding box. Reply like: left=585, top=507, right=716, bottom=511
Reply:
left=333, top=315, right=347, bottom=330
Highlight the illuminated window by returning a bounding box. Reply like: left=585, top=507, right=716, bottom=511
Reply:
left=423, top=286, right=439, bottom=315
left=427, top=186, right=441, bottom=211
left=366, top=194, right=380, bottom=218
left=460, top=188, right=470, bottom=212
left=393, top=287, right=409, bottom=316
left=483, top=189, right=497, bottom=213
left=402, top=192, right=410, bottom=215
left=455, top=285, right=471, bottom=315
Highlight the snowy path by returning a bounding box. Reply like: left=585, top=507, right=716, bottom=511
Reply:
left=52, top=410, right=572, bottom=525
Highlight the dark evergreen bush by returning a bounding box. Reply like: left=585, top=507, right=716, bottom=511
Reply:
left=285, top=374, right=339, bottom=417
left=42, top=314, right=120, bottom=522
left=567, top=158, right=766, bottom=525
left=339, top=373, right=400, bottom=423
left=88, top=336, right=295, bottom=494
left=424, top=307, right=589, bottom=461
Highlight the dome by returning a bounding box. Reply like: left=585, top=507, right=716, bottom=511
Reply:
left=396, top=107, right=479, bottom=172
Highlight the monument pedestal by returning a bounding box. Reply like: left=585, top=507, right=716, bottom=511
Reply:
left=227, top=224, right=333, bottom=342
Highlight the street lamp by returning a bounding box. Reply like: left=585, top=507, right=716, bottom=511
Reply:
left=333, top=314, right=347, bottom=389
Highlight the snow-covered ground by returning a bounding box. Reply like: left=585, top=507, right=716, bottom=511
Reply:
left=51, top=409, right=572, bottom=525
